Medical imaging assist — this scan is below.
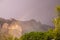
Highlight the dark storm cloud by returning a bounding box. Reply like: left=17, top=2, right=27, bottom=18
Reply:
left=0, top=0, right=60, bottom=26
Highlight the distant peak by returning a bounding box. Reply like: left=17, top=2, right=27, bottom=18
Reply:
left=10, top=18, right=17, bottom=21
left=30, top=19, right=36, bottom=22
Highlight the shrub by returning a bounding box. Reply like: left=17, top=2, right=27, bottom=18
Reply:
left=20, top=32, right=49, bottom=40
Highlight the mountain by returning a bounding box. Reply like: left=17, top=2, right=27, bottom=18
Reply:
left=20, top=19, right=53, bottom=34
left=0, top=18, right=54, bottom=38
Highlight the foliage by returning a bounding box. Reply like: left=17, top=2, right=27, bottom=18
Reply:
left=53, top=5, right=60, bottom=40
left=46, top=29, right=54, bottom=40
left=20, top=32, right=46, bottom=40
left=56, top=5, right=60, bottom=12
left=20, top=31, right=55, bottom=40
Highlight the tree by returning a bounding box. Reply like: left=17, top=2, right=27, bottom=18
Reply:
left=46, top=29, right=53, bottom=40
left=53, top=5, right=60, bottom=40
left=20, top=32, right=47, bottom=40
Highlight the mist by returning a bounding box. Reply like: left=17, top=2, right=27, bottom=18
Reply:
left=0, top=0, right=60, bottom=26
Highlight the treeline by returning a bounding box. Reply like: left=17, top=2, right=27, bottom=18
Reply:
left=20, top=29, right=60, bottom=40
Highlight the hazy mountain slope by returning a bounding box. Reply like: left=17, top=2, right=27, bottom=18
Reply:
left=0, top=18, right=54, bottom=38
left=20, top=19, right=42, bottom=34
left=20, top=19, right=53, bottom=34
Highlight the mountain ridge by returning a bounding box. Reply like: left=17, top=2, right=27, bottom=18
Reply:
left=0, top=18, right=54, bottom=38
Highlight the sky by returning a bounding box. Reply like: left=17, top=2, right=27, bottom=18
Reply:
left=0, top=0, right=60, bottom=26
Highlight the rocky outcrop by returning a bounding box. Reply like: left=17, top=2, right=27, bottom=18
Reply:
left=8, top=20, right=22, bottom=38
left=0, top=18, right=22, bottom=38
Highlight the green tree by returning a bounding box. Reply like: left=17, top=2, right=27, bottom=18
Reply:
left=53, top=6, right=60, bottom=29
left=46, top=29, right=54, bottom=40
left=53, top=5, right=60, bottom=40
left=20, top=32, right=49, bottom=40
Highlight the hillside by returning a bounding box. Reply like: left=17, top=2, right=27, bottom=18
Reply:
left=0, top=18, right=54, bottom=38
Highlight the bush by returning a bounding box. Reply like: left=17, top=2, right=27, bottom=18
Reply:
left=20, top=32, right=49, bottom=40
